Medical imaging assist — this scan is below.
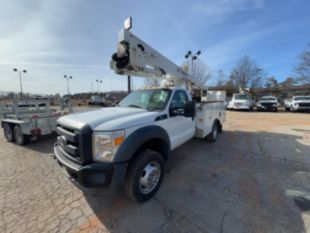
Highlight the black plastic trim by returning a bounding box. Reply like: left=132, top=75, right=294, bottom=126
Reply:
left=114, top=125, right=171, bottom=163
left=79, top=124, right=93, bottom=164
left=54, top=143, right=128, bottom=188
left=155, top=114, right=168, bottom=121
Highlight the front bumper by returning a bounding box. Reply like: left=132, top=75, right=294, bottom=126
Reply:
left=227, top=104, right=250, bottom=110
left=257, top=104, right=277, bottom=111
left=54, top=143, right=128, bottom=189
left=292, top=106, right=310, bottom=111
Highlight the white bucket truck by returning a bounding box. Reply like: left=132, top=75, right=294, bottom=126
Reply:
left=54, top=19, right=226, bottom=202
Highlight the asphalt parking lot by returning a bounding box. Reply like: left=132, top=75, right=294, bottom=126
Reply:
left=0, top=111, right=310, bottom=233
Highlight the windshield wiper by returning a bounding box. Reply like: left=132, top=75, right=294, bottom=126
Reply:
left=127, top=104, right=144, bottom=109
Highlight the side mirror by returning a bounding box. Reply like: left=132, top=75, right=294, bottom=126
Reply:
left=184, top=101, right=196, bottom=118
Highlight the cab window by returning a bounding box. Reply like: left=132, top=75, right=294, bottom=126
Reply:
left=169, top=90, right=189, bottom=116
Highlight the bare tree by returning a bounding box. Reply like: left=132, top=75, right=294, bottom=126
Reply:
left=230, top=56, right=264, bottom=90
left=295, top=43, right=310, bottom=84
left=264, top=76, right=278, bottom=89
left=182, top=59, right=211, bottom=86
left=144, top=77, right=161, bottom=88
left=214, top=70, right=227, bottom=88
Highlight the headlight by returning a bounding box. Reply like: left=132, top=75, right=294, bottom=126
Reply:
left=92, top=130, right=125, bottom=162
left=257, top=102, right=261, bottom=106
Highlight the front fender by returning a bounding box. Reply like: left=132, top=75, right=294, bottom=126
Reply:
left=114, top=125, right=171, bottom=163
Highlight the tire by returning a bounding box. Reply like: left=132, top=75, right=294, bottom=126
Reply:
left=206, top=121, right=219, bottom=142
left=125, top=150, right=165, bottom=203
left=3, top=123, right=14, bottom=142
left=274, top=108, right=278, bottom=112
left=13, top=125, right=29, bottom=145
left=285, top=107, right=289, bottom=111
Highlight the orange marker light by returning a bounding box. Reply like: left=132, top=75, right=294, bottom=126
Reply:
left=114, top=136, right=125, bottom=146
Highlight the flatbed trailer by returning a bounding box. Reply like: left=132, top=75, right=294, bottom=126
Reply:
left=1, top=100, right=71, bottom=145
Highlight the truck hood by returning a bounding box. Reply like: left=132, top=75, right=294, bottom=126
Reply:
left=293, top=100, right=310, bottom=103
left=231, top=100, right=249, bottom=104
left=57, top=107, right=160, bottom=131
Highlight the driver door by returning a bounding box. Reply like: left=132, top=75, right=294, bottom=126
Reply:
left=161, top=90, right=195, bottom=149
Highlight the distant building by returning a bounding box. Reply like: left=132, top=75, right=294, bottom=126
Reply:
left=250, top=84, right=310, bottom=103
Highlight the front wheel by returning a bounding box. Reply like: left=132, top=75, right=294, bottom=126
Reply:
left=125, top=150, right=165, bottom=203
left=3, top=123, right=14, bottom=142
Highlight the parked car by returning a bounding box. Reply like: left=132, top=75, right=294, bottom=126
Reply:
left=256, top=96, right=278, bottom=112
left=227, top=94, right=254, bottom=111
left=88, top=95, right=106, bottom=106
left=287, top=96, right=310, bottom=112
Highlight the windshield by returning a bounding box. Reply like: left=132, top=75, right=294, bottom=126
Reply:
left=119, top=89, right=172, bottom=111
left=294, top=96, right=310, bottom=101
left=260, top=97, right=276, bottom=101
left=234, top=94, right=248, bottom=100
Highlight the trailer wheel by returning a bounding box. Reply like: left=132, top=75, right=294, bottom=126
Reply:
left=13, top=125, right=29, bottom=145
left=3, top=123, right=14, bottom=142
left=206, top=121, right=218, bottom=142
left=125, top=150, right=165, bottom=203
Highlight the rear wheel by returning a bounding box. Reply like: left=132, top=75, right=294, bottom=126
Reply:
left=13, top=125, right=29, bottom=145
left=3, top=123, right=14, bottom=142
left=206, top=121, right=219, bottom=142
left=125, top=150, right=165, bottom=203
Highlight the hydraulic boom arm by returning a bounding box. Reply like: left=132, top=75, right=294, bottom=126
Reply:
left=110, top=27, right=197, bottom=88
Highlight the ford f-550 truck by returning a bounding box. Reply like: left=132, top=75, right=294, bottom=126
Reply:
left=54, top=20, right=226, bottom=203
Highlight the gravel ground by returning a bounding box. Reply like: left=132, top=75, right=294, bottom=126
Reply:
left=0, top=111, right=310, bottom=233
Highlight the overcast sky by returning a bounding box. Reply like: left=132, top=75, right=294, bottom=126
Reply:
left=0, top=0, right=309, bottom=95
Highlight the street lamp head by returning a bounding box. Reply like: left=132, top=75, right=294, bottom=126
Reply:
left=185, top=54, right=189, bottom=59
left=196, top=50, right=201, bottom=56
left=192, top=55, right=197, bottom=60
left=187, top=51, right=192, bottom=56
left=13, top=68, right=18, bottom=72
left=64, top=75, right=67, bottom=78
left=69, top=76, right=72, bottom=79
left=100, top=80, right=102, bottom=83
left=23, top=70, right=27, bottom=73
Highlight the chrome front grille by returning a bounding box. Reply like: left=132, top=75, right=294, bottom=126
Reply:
left=56, top=125, right=81, bottom=163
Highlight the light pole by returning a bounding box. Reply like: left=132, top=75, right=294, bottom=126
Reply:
left=96, top=80, right=102, bottom=94
left=64, top=75, right=73, bottom=95
left=13, top=68, right=27, bottom=99
left=185, top=50, right=201, bottom=76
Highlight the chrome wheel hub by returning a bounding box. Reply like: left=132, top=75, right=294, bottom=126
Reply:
left=139, top=161, right=161, bottom=194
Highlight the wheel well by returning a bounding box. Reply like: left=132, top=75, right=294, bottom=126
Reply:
left=1, top=122, right=15, bottom=129
left=132, top=138, right=169, bottom=162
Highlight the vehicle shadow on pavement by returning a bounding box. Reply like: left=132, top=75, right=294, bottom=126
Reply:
left=24, top=133, right=57, bottom=154
left=80, top=130, right=310, bottom=233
